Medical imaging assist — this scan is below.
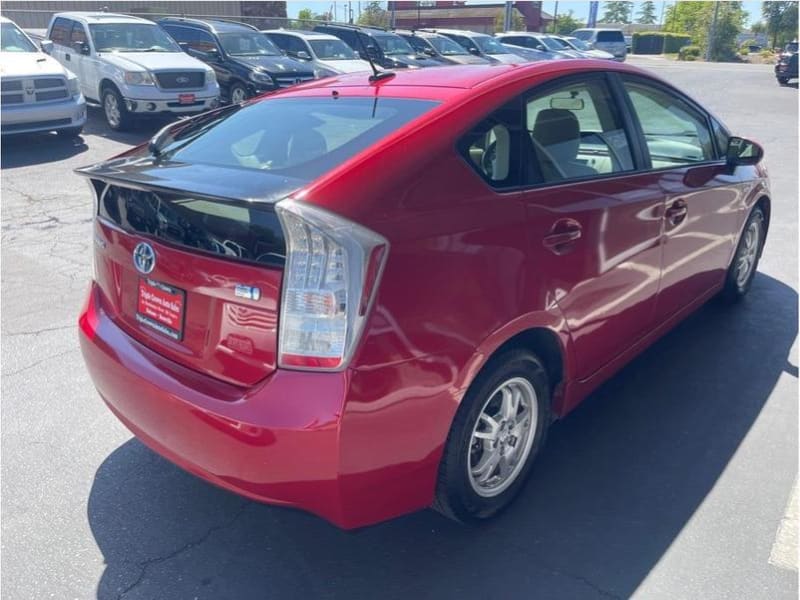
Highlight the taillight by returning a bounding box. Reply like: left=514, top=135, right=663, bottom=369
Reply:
left=275, top=199, right=389, bottom=371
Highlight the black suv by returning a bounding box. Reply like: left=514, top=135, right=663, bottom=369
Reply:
left=159, top=18, right=316, bottom=103
left=312, top=24, right=441, bottom=69
left=394, top=29, right=490, bottom=65
left=775, top=41, right=798, bottom=85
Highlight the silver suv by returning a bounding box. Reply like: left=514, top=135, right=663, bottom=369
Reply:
left=570, top=28, right=627, bottom=61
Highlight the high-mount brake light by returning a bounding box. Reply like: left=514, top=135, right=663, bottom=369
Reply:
left=275, top=199, right=389, bottom=371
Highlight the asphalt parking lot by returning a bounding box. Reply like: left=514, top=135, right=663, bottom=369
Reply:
left=2, top=57, right=797, bottom=600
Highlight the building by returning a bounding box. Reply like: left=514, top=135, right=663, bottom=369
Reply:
left=388, top=1, right=552, bottom=34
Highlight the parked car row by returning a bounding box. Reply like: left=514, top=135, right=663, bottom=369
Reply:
left=1, top=11, right=626, bottom=136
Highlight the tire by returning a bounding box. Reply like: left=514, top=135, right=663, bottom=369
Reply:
left=102, top=86, right=132, bottom=131
left=777, top=77, right=789, bottom=85
left=433, top=349, right=551, bottom=523
left=56, top=126, right=83, bottom=138
left=721, top=206, right=765, bottom=303
left=228, top=83, right=249, bottom=104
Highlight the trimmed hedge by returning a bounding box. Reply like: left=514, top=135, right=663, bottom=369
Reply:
left=632, top=32, right=693, bottom=55
left=678, top=45, right=702, bottom=61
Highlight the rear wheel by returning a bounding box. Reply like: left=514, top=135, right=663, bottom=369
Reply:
left=433, top=349, right=551, bottom=522
left=102, top=86, right=132, bottom=131
left=721, top=206, right=765, bottom=302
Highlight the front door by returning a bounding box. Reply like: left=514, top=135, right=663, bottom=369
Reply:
left=619, top=75, right=742, bottom=322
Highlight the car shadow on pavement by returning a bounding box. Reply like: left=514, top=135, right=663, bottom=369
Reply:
left=80, top=106, right=173, bottom=145
left=1, top=131, right=89, bottom=169
left=87, top=273, right=797, bottom=600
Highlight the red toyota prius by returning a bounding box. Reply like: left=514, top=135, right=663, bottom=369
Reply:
left=78, top=60, right=769, bottom=529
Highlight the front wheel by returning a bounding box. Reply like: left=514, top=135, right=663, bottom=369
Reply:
left=721, top=206, right=765, bottom=302
left=433, top=349, right=551, bottom=522
left=777, top=77, right=789, bottom=85
left=102, top=87, right=132, bottom=131
left=228, top=83, right=249, bottom=104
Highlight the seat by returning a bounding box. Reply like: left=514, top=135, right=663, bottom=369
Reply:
left=531, top=108, right=597, bottom=180
left=287, top=128, right=328, bottom=165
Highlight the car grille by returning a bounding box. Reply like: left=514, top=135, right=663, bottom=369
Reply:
left=155, top=71, right=205, bottom=90
left=0, top=76, right=69, bottom=106
left=274, top=74, right=315, bottom=88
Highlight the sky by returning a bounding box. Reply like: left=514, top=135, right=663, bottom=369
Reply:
left=285, top=1, right=765, bottom=27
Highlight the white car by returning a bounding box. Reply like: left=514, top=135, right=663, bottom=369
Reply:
left=1, top=16, right=86, bottom=136
left=262, top=30, right=372, bottom=75
left=45, top=12, right=220, bottom=131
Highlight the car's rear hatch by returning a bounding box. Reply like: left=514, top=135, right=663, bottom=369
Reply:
left=78, top=159, right=303, bottom=387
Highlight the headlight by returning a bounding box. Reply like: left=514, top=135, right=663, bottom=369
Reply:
left=123, top=71, right=154, bottom=85
left=248, top=71, right=274, bottom=85
left=205, top=69, right=216, bottom=84
left=67, top=76, right=80, bottom=96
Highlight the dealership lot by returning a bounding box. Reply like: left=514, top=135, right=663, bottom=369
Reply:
left=2, top=56, right=797, bottom=599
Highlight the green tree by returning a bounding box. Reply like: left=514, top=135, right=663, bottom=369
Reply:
left=493, top=8, right=525, bottom=33
left=664, top=1, right=747, bottom=60
left=554, top=10, right=585, bottom=35
left=762, top=1, right=799, bottom=48
left=297, top=8, right=315, bottom=29
left=600, top=1, right=633, bottom=24
left=636, top=1, right=658, bottom=24
left=358, top=1, right=390, bottom=28
left=750, top=20, right=766, bottom=35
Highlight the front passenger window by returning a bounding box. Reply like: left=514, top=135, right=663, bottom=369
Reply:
left=623, top=80, right=714, bottom=167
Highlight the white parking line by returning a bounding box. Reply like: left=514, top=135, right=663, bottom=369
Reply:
left=769, top=480, right=798, bottom=571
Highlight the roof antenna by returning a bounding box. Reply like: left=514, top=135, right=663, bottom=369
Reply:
left=353, top=29, right=395, bottom=83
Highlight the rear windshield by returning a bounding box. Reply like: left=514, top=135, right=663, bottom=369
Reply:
left=597, top=31, right=624, bottom=42
left=161, top=97, right=440, bottom=180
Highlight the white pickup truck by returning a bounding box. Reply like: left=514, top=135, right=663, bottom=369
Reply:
left=45, top=12, right=220, bottom=131
left=1, top=16, right=86, bottom=136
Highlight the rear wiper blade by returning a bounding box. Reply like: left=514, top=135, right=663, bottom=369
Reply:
left=149, top=104, right=242, bottom=157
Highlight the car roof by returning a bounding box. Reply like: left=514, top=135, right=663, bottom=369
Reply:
left=394, top=29, right=439, bottom=38
left=53, top=12, right=151, bottom=24
left=425, top=28, right=489, bottom=38
left=262, top=29, right=335, bottom=40
left=158, top=17, right=255, bottom=33
left=317, top=23, right=388, bottom=34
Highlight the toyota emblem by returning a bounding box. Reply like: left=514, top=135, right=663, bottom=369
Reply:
left=133, top=242, right=156, bottom=274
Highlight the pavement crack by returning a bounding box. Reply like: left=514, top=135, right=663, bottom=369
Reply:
left=117, top=501, right=251, bottom=599
left=3, top=323, right=75, bottom=337
left=2, top=349, right=77, bottom=377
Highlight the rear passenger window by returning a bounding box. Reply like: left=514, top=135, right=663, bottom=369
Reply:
left=459, top=101, right=521, bottom=188
left=597, top=31, right=624, bottom=42
left=49, top=18, right=72, bottom=45
left=623, top=80, right=714, bottom=167
left=525, top=78, right=634, bottom=183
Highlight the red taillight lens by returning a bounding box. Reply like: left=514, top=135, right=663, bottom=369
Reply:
left=275, top=199, right=389, bottom=371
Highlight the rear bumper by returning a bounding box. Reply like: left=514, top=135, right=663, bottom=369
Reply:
left=79, top=282, right=352, bottom=525
left=1, top=95, right=86, bottom=134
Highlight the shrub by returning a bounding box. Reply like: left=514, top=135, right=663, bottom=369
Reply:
left=739, top=38, right=758, bottom=49
left=632, top=32, right=693, bottom=54
left=678, top=45, right=702, bottom=60
left=739, top=47, right=749, bottom=55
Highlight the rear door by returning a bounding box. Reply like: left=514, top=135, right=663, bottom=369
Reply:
left=618, top=74, right=742, bottom=322
left=519, top=74, right=664, bottom=380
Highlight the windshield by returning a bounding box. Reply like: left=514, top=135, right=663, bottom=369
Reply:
left=162, top=97, right=440, bottom=178
left=1, top=22, right=38, bottom=52
left=786, top=42, right=799, bottom=53
left=474, top=35, right=509, bottom=55
left=546, top=37, right=571, bottom=50
left=565, top=36, right=589, bottom=51
left=374, top=34, right=415, bottom=56
left=309, top=38, right=358, bottom=60
left=428, top=35, right=469, bottom=56
left=218, top=32, right=280, bottom=56
left=89, top=23, right=180, bottom=52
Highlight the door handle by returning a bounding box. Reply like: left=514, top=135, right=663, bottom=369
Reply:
left=666, top=199, right=688, bottom=226
left=65, top=53, right=71, bottom=61
left=543, top=219, right=582, bottom=255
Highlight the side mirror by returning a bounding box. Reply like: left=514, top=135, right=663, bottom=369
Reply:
left=296, top=50, right=311, bottom=60
left=74, top=41, right=90, bottom=55
left=422, top=47, right=436, bottom=57
left=468, top=47, right=480, bottom=55
left=726, top=136, right=763, bottom=168
left=41, top=40, right=54, bottom=54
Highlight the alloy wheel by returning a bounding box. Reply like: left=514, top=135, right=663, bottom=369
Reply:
left=736, top=221, right=760, bottom=287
